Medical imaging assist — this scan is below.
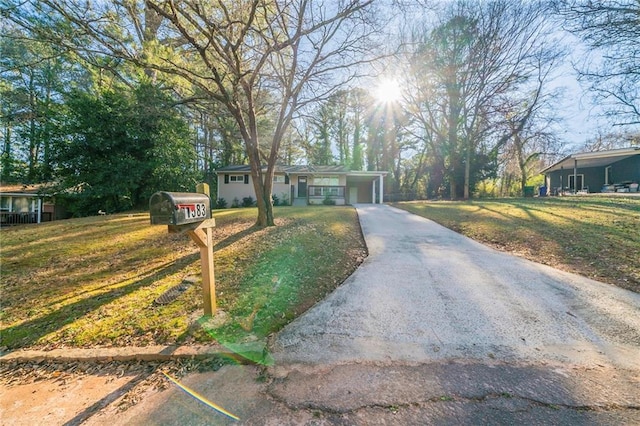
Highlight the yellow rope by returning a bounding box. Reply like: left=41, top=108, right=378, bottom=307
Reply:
left=161, top=371, right=240, bottom=421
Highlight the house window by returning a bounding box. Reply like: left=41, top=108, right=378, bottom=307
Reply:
left=12, top=197, right=29, bottom=213
left=0, top=196, right=10, bottom=211
left=273, top=175, right=286, bottom=183
left=311, top=186, right=342, bottom=197
left=313, top=176, right=339, bottom=186
left=229, top=175, right=244, bottom=183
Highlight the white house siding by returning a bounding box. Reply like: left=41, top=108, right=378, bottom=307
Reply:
left=308, top=198, right=346, bottom=205
left=310, top=174, right=347, bottom=186
left=217, top=173, right=254, bottom=205
left=217, top=173, right=291, bottom=205
left=215, top=166, right=387, bottom=206
left=272, top=182, right=291, bottom=204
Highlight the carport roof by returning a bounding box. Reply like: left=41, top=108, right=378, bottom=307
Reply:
left=540, top=147, right=640, bottom=174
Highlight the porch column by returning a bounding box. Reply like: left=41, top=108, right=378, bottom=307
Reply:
left=574, top=159, right=578, bottom=192
left=378, top=175, right=383, bottom=204
left=37, top=198, right=42, bottom=223
left=372, top=179, right=375, bottom=203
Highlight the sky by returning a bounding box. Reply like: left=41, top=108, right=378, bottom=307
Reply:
left=549, top=33, right=618, bottom=151
left=373, top=1, right=639, bottom=153
left=551, top=68, right=602, bottom=149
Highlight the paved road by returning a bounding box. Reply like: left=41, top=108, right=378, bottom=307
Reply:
left=274, top=204, right=640, bottom=369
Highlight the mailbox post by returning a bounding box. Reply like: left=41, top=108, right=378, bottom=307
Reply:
left=150, top=191, right=217, bottom=316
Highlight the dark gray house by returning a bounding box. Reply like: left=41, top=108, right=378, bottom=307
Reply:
left=540, top=147, right=640, bottom=194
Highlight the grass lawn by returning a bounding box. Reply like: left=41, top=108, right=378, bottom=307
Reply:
left=0, top=207, right=366, bottom=353
left=392, top=196, right=640, bottom=293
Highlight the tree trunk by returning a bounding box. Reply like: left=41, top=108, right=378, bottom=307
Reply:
left=28, top=73, right=38, bottom=182
left=245, top=133, right=275, bottom=227
left=464, top=144, right=471, bottom=199
left=449, top=176, right=457, bottom=200
left=2, top=122, right=12, bottom=181
left=515, top=135, right=528, bottom=195
left=352, top=119, right=362, bottom=171
left=248, top=159, right=275, bottom=227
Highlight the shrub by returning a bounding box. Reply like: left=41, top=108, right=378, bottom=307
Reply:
left=231, top=197, right=240, bottom=208
left=322, top=195, right=336, bottom=205
left=280, top=192, right=290, bottom=206
left=272, top=194, right=280, bottom=206
left=242, top=196, right=255, bottom=207
left=215, top=198, right=228, bottom=209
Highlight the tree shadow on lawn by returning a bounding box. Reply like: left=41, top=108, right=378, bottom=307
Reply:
left=0, top=252, right=200, bottom=350
left=0, top=218, right=150, bottom=262
left=1, top=225, right=263, bottom=350
left=398, top=201, right=639, bottom=292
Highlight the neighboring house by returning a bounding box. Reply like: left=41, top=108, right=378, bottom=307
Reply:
left=540, top=147, right=640, bottom=194
left=0, top=183, right=58, bottom=225
left=215, top=165, right=387, bottom=206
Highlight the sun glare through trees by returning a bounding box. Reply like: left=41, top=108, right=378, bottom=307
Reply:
left=1, top=0, right=638, bottom=206
left=373, top=78, right=402, bottom=104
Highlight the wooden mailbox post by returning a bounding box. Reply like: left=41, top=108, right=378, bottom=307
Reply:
left=184, top=219, right=216, bottom=315
left=149, top=190, right=217, bottom=316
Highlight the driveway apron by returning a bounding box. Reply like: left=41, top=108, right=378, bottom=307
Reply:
left=273, top=204, right=640, bottom=369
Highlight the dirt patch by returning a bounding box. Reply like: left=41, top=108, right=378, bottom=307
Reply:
left=0, top=358, right=227, bottom=424
left=1, top=371, right=139, bottom=425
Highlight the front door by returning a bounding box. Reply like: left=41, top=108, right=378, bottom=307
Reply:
left=298, top=176, right=307, bottom=197
left=349, top=187, right=358, bottom=204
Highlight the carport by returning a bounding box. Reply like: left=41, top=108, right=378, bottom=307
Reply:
left=346, top=172, right=387, bottom=204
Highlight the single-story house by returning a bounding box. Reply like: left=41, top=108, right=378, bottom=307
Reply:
left=215, top=165, right=387, bottom=206
left=540, top=147, right=640, bottom=194
left=0, top=183, right=57, bottom=225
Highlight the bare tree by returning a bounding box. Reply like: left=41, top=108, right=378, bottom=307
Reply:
left=149, top=0, right=379, bottom=226
left=4, top=0, right=378, bottom=226
left=495, top=42, right=567, bottom=195
left=581, top=129, right=640, bottom=151
left=557, top=0, right=640, bottom=126
left=402, top=0, right=564, bottom=199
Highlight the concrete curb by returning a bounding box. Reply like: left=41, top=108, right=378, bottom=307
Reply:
left=0, top=344, right=262, bottom=364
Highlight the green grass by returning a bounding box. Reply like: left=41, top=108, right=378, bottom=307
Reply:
left=4, top=197, right=636, bottom=354
left=393, top=196, right=640, bottom=293
left=0, top=207, right=366, bottom=352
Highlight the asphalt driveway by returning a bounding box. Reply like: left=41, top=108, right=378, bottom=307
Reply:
left=274, top=204, right=640, bottom=369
